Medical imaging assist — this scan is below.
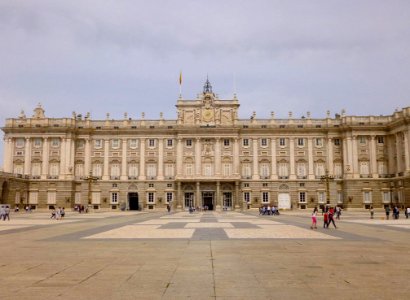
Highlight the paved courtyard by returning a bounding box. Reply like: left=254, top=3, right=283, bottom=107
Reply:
left=0, top=209, right=409, bottom=299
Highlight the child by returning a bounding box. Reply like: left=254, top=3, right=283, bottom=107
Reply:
left=323, top=210, right=329, bottom=228
left=311, top=207, right=318, bottom=229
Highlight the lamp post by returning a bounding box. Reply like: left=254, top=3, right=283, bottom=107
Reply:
left=320, top=169, right=334, bottom=205
left=84, top=171, right=99, bottom=209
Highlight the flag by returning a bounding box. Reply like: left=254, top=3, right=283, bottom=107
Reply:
left=179, top=71, right=182, bottom=85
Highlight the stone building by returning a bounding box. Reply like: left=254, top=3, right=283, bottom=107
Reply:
left=1, top=80, right=410, bottom=211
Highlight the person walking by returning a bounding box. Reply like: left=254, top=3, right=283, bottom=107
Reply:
left=370, top=206, right=374, bottom=219
left=335, top=206, right=342, bottom=220
left=4, top=206, right=10, bottom=221
left=311, top=206, right=318, bottom=229
left=328, top=207, right=337, bottom=228
left=323, top=208, right=329, bottom=228
left=406, top=207, right=410, bottom=219
left=0, top=206, right=5, bottom=221
left=385, top=206, right=390, bottom=220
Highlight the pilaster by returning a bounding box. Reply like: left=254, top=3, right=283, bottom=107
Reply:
left=41, top=137, right=49, bottom=179
left=157, top=138, right=164, bottom=180
left=252, top=138, right=259, bottom=180
left=121, top=138, right=128, bottom=180
left=289, top=137, right=296, bottom=180
left=102, top=139, right=109, bottom=180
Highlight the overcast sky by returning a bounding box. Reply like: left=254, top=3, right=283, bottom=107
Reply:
left=1, top=0, right=410, bottom=167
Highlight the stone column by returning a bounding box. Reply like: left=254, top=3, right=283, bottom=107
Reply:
left=84, top=138, right=91, bottom=176
left=121, top=138, right=128, bottom=180
left=308, top=137, right=314, bottom=179
left=352, top=136, right=359, bottom=178
left=289, top=137, right=296, bottom=179
left=405, top=130, right=410, bottom=174
left=157, top=138, right=164, bottom=180
left=59, top=138, right=66, bottom=178
left=370, top=135, right=378, bottom=178
left=41, top=137, right=49, bottom=179
left=396, top=133, right=402, bottom=175
left=270, top=138, right=277, bottom=179
left=196, top=182, right=201, bottom=208
left=252, top=138, right=259, bottom=180
left=176, top=138, right=183, bottom=177
left=215, top=138, right=221, bottom=176
left=177, top=181, right=182, bottom=210
left=67, top=137, right=74, bottom=180
left=327, top=138, right=333, bottom=176
left=139, top=138, right=146, bottom=180
left=345, top=136, right=353, bottom=178
left=102, top=139, right=110, bottom=180
left=233, top=137, right=240, bottom=176
left=216, top=181, right=221, bottom=210
left=235, top=181, right=240, bottom=210
left=195, top=138, right=201, bottom=176
left=23, top=138, right=31, bottom=175
left=3, top=137, right=12, bottom=173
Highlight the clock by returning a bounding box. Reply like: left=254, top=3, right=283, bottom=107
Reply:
left=202, top=109, right=214, bottom=122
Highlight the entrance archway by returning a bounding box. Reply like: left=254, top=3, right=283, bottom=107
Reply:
left=202, top=192, right=214, bottom=210
left=128, top=192, right=139, bottom=210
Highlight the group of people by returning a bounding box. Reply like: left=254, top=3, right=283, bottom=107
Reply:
left=74, top=205, right=88, bottom=213
left=50, top=207, right=65, bottom=220
left=259, top=205, right=280, bottom=216
left=311, top=206, right=340, bottom=229
left=0, top=206, right=11, bottom=221
left=383, top=205, right=409, bottom=220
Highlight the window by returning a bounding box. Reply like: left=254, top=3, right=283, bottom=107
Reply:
left=334, top=163, right=342, bottom=178
left=75, top=163, right=84, bottom=177
left=110, top=163, right=120, bottom=177
left=49, top=163, right=59, bottom=176
left=297, top=138, right=304, bottom=146
left=359, top=136, right=366, bottom=144
left=92, top=163, right=102, bottom=177
left=47, top=191, right=56, bottom=204
left=186, top=139, right=192, bottom=147
left=51, top=138, right=60, bottom=148
left=363, top=191, right=372, bottom=203
left=377, top=136, right=384, bottom=144
left=129, top=139, right=138, bottom=149
left=261, top=138, right=267, bottom=147
left=76, top=140, right=84, bottom=149
left=148, top=139, right=155, bottom=147
left=147, top=192, right=155, bottom=203
left=243, top=183, right=249, bottom=187
left=318, top=191, right=325, bottom=203
left=167, top=139, right=173, bottom=147
left=223, top=139, right=230, bottom=147
left=243, top=139, right=249, bottom=147
left=147, top=164, right=157, bottom=177
left=315, top=138, right=323, bottom=147
left=15, top=138, right=25, bottom=148
left=165, top=163, right=175, bottom=177
left=185, top=163, right=193, bottom=176
left=223, top=163, right=232, bottom=176
left=75, top=192, right=81, bottom=204
left=296, top=163, right=306, bottom=178
left=111, top=192, right=118, bottom=204
left=167, top=183, right=173, bottom=188
left=148, top=183, right=154, bottom=188
left=279, top=138, right=286, bottom=146
left=244, top=192, right=250, bottom=203
left=112, top=183, right=117, bottom=188
left=359, top=161, right=369, bottom=175
left=377, top=161, right=386, bottom=175
left=33, top=138, right=42, bottom=148
left=29, top=191, right=38, bottom=204
left=334, top=139, right=340, bottom=146
left=203, top=163, right=213, bottom=176
left=128, top=163, right=138, bottom=177
left=315, top=162, right=325, bottom=177
left=337, top=191, right=343, bottom=204
left=111, top=139, right=120, bottom=149
left=278, top=162, right=289, bottom=177
left=382, top=191, right=390, bottom=203
left=262, top=192, right=269, bottom=203
left=260, top=163, right=270, bottom=177
left=94, top=139, right=102, bottom=149
left=166, top=192, right=173, bottom=203
left=263, top=183, right=268, bottom=187
left=31, top=163, right=41, bottom=176
left=14, top=164, right=23, bottom=175
left=299, top=192, right=306, bottom=203
left=242, top=163, right=251, bottom=178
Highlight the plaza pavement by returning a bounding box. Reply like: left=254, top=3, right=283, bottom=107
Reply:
left=0, top=209, right=409, bottom=299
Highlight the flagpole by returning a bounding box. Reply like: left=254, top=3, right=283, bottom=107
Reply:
left=179, top=71, right=182, bottom=98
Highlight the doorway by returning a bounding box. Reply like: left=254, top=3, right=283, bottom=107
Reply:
left=202, top=192, right=214, bottom=210
left=128, top=192, right=139, bottom=210
left=278, top=193, right=291, bottom=209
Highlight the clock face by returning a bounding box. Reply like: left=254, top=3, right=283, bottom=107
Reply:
left=202, top=109, right=214, bottom=122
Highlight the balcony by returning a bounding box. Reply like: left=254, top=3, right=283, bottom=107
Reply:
left=128, top=176, right=137, bottom=180
left=278, top=176, right=289, bottom=179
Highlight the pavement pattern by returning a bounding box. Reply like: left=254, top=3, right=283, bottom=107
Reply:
left=0, top=209, right=409, bottom=299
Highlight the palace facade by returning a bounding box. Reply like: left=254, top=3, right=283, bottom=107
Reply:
left=1, top=80, right=410, bottom=211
